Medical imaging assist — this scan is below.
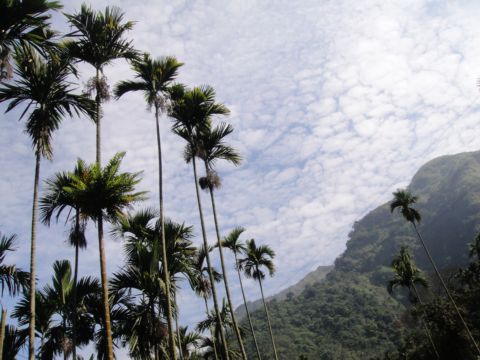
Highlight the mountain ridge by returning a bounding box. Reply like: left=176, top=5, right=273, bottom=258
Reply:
left=242, top=150, right=480, bottom=359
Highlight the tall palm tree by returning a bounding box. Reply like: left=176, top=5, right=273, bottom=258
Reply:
left=40, top=160, right=90, bottom=360
left=0, top=46, right=94, bottom=360
left=170, top=85, right=231, bottom=360
left=13, top=291, right=54, bottom=357
left=222, top=228, right=262, bottom=360
left=239, top=239, right=278, bottom=360
left=41, top=260, right=99, bottom=360
left=390, top=189, right=480, bottom=355
left=64, top=152, right=146, bottom=360
left=387, top=246, right=439, bottom=359
left=114, top=54, right=183, bottom=359
left=113, top=210, right=196, bottom=360
left=0, top=0, right=61, bottom=81
left=191, top=245, right=222, bottom=360
left=65, top=3, right=137, bottom=166
left=192, top=121, right=246, bottom=359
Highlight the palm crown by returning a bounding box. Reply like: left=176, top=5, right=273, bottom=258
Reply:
left=387, top=246, right=427, bottom=302
left=114, top=53, right=183, bottom=110
left=0, top=233, right=29, bottom=296
left=0, top=46, right=95, bottom=158
left=64, top=152, right=146, bottom=222
left=170, top=86, right=230, bottom=149
left=65, top=4, right=137, bottom=72
left=390, top=189, right=421, bottom=224
left=239, top=239, right=275, bottom=280
left=0, top=0, right=61, bottom=80
left=221, top=227, right=247, bottom=256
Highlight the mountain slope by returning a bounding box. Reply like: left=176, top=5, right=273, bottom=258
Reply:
left=235, top=265, right=333, bottom=320
left=242, top=151, right=480, bottom=359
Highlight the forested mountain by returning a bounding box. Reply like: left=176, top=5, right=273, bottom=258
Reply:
left=243, top=151, right=480, bottom=359
left=235, top=265, right=333, bottom=320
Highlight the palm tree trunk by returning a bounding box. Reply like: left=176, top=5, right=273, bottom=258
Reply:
left=412, top=223, right=480, bottom=355
left=205, top=164, right=247, bottom=360
left=174, top=289, right=184, bottom=360
left=411, top=284, right=439, bottom=359
left=98, top=213, right=113, bottom=360
left=0, top=308, right=7, bottom=360
left=235, top=254, right=262, bottom=360
left=204, top=298, right=220, bottom=360
left=72, top=210, right=80, bottom=360
left=155, top=107, right=177, bottom=360
left=191, top=156, right=229, bottom=360
left=28, top=150, right=41, bottom=360
left=257, top=276, right=278, bottom=360
left=95, top=67, right=102, bottom=166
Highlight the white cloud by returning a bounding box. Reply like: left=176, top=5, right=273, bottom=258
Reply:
left=3, top=0, right=480, bottom=357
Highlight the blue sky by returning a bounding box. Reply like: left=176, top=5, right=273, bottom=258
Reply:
left=2, top=0, right=480, bottom=357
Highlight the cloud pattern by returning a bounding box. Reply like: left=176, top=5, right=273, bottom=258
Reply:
left=2, top=0, right=480, bottom=355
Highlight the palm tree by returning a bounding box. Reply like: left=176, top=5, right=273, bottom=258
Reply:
left=192, top=121, right=246, bottom=359
left=390, top=189, right=480, bottom=355
left=0, top=0, right=61, bottom=81
left=64, top=152, right=146, bottom=360
left=162, top=221, right=196, bottom=360
left=387, top=246, right=439, bottom=359
left=0, top=233, right=29, bottom=296
left=13, top=291, right=54, bottom=357
left=177, top=326, right=202, bottom=359
left=223, top=228, right=262, bottom=360
left=170, top=85, right=231, bottom=360
left=239, top=239, right=278, bottom=360
left=65, top=3, right=137, bottom=166
left=114, top=54, right=183, bottom=359
left=196, top=299, right=242, bottom=360
left=0, top=46, right=94, bottom=360
left=113, top=210, right=196, bottom=360
left=2, top=325, right=27, bottom=360
left=40, top=160, right=90, bottom=360
left=41, top=260, right=99, bottom=360
left=191, top=245, right=222, bottom=360
left=0, top=232, right=29, bottom=359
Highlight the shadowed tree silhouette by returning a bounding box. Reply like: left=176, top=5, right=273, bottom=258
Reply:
left=0, top=45, right=94, bottom=360
left=40, top=160, right=91, bottom=360
left=63, top=152, right=146, bottom=360
left=387, top=246, right=439, bottom=359
left=114, top=55, right=183, bottom=358
left=191, top=121, right=246, bottom=359
left=391, top=189, right=480, bottom=355
left=170, top=85, right=231, bottom=360
left=0, top=0, right=61, bottom=81
left=65, top=3, right=137, bottom=166
left=222, top=227, right=262, bottom=359
left=239, top=239, right=278, bottom=360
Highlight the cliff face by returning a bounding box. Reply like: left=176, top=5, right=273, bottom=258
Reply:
left=243, top=151, right=480, bottom=359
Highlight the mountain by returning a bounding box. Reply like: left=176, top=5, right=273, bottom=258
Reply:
left=235, top=265, right=333, bottom=320
left=242, top=151, right=480, bottom=359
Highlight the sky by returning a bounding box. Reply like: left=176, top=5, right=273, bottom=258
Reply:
left=2, top=0, right=480, bottom=357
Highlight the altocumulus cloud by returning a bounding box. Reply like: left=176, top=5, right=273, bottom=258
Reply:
left=2, top=1, right=480, bottom=355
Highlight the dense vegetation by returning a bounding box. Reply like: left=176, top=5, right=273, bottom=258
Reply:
left=243, top=151, right=480, bottom=359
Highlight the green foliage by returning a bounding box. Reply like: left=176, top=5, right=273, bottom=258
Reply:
left=244, top=151, right=480, bottom=359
